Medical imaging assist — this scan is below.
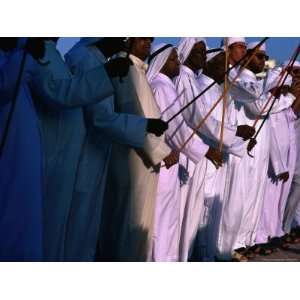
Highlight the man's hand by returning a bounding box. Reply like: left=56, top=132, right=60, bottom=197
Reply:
left=269, top=85, right=290, bottom=98
left=236, top=125, right=256, bottom=141
left=25, top=38, right=45, bottom=60
left=277, top=171, right=289, bottom=183
left=205, top=147, right=223, bottom=169
left=290, top=80, right=300, bottom=98
left=163, top=150, right=179, bottom=169
left=104, top=57, right=132, bottom=79
left=146, top=119, right=168, bottom=137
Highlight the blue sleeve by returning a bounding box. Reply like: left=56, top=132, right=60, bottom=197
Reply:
left=85, top=97, right=147, bottom=149
left=28, top=43, right=114, bottom=109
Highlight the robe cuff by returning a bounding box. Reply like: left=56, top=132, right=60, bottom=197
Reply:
left=182, top=135, right=209, bottom=164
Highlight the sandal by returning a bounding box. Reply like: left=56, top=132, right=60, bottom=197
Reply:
left=231, top=251, right=248, bottom=262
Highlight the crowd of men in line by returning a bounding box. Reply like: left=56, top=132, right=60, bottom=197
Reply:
left=0, top=37, right=300, bottom=262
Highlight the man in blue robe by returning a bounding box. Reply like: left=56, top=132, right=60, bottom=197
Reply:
left=0, top=38, right=43, bottom=261
left=63, top=37, right=167, bottom=261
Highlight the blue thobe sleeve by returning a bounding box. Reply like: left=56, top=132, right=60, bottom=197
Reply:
left=28, top=41, right=114, bottom=109
left=84, top=97, right=146, bottom=149
left=66, top=46, right=147, bottom=148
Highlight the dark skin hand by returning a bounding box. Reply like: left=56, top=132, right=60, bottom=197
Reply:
left=205, top=147, right=223, bottom=169
left=163, top=150, right=179, bottom=169
left=277, top=172, right=289, bottom=183
left=104, top=57, right=133, bottom=79
left=236, top=125, right=256, bottom=141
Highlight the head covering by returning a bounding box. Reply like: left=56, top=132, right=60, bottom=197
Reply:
left=177, top=37, right=206, bottom=64
left=207, top=47, right=223, bottom=61
left=221, top=37, right=246, bottom=48
left=283, top=60, right=300, bottom=69
left=146, top=43, right=174, bottom=82
left=247, top=41, right=267, bottom=52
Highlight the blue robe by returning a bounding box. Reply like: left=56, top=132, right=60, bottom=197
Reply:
left=0, top=50, right=43, bottom=261
left=63, top=39, right=147, bottom=261
left=27, top=40, right=114, bottom=261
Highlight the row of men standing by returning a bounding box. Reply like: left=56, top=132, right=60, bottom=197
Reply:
left=0, top=37, right=300, bottom=262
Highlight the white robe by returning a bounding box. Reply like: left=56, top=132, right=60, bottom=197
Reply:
left=256, top=107, right=297, bottom=243
left=284, top=118, right=300, bottom=232
left=100, top=54, right=171, bottom=261
left=150, top=73, right=207, bottom=261
left=195, top=74, right=248, bottom=261
left=174, top=66, right=244, bottom=261
left=227, top=68, right=295, bottom=250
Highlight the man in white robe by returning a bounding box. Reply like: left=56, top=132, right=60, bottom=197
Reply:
left=99, top=38, right=178, bottom=261
left=147, top=43, right=211, bottom=261
left=174, top=38, right=255, bottom=261
left=227, top=42, right=296, bottom=258
left=256, top=64, right=300, bottom=249
left=283, top=62, right=300, bottom=237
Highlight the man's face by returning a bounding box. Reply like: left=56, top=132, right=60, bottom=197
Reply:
left=130, top=37, right=153, bottom=61
left=186, top=41, right=207, bottom=71
left=229, top=42, right=247, bottom=64
left=161, top=48, right=180, bottom=79
left=248, top=50, right=268, bottom=74
left=206, top=52, right=226, bottom=83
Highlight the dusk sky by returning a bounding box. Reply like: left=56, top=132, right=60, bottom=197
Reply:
left=57, top=37, right=299, bottom=64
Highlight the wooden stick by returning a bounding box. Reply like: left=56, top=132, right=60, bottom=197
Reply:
left=219, top=38, right=229, bottom=152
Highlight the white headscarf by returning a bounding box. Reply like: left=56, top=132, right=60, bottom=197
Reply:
left=177, top=37, right=206, bottom=64
left=247, top=41, right=267, bottom=52
left=207, top=49, right=223, bottom=62
left=147, top=43, right=174, bottom=82
left=221, top=37, right=246, bottom=48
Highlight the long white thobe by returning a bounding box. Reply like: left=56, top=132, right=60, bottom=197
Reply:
left=150, top=73, right=207, bottom=261
left=100, top=54, right=171, bottom=261
left=256, top=107, right=297, bottom=243
left=174, top=66, right=245, bottom=261
left=227, top=68, right=295, bottom=249
left=195, top=73, right=252, bottom=261
left=283, top=117, right=300, bottom=232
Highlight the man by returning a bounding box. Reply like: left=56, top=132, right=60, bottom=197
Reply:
left=223, top=37, right=247, bottom=66
left=64, top=37, right=167, bottom=261
left=0, top=38, right=43, bottom=261
left=227, top=41, right=297, bottom=259
left=99, top=38, right=177, bottom=261
left=174, top=37, right=255, bottom=261
left=147, top=43, right=213, bottom=261
left=282, top=61, right=300, bottom=240
left=255, top=64, right=300, bottom=251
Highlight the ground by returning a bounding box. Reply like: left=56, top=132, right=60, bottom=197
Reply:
left=248, top=241, right=300, bottom=262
